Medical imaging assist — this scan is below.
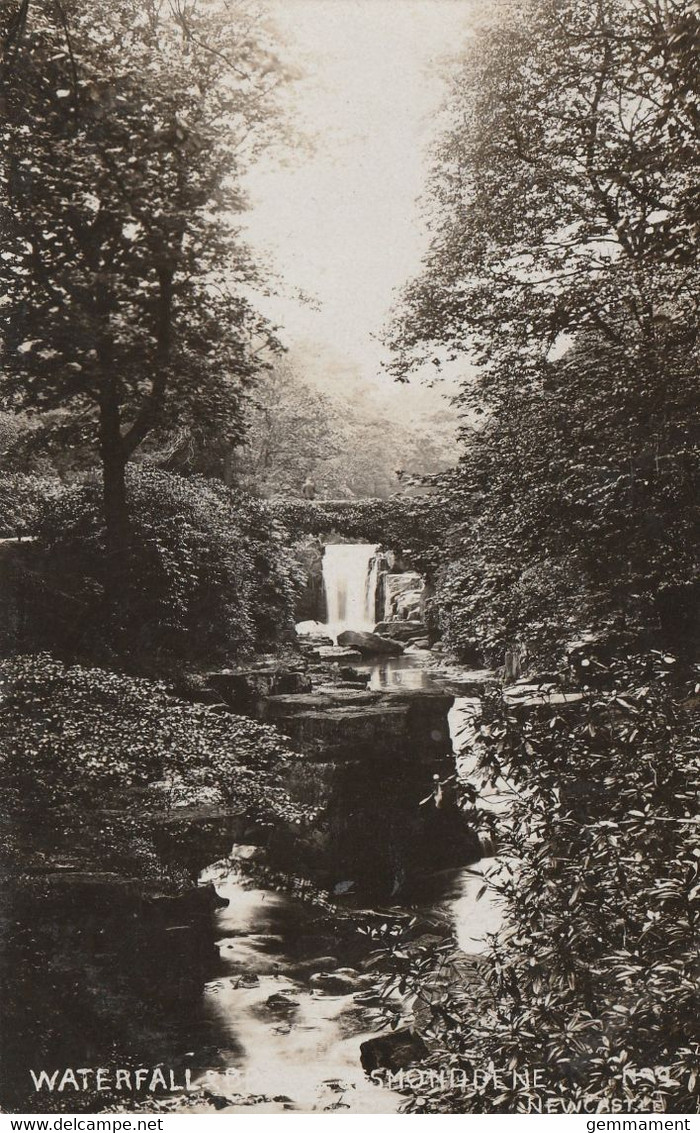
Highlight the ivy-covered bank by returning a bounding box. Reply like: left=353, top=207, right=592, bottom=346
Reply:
left=0, top=653, right=309, bottom=887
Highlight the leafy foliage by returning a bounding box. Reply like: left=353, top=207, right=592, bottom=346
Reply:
left=388, top=0, right=700, bottom=663
left=32, top=468, right=302, bottom=662
left=0, top=0, right=296, bottom=548
left=269, top=496, right=443, bottom=570
left=0, top=652, right=309, bottom=882
left=373, top=653, right=700, bottom=1113
left=0, top=472, right=63, bottom=537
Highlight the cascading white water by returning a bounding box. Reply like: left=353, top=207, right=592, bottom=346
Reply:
left=322, top=543, right=380, bottom=640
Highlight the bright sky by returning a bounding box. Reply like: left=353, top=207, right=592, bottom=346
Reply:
left=243, top=0, right=471, bottom=391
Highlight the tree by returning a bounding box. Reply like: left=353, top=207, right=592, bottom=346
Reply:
left=226, top=359, right=343, bottom=493
left=388, top=0, right=699, bottom=661
left=371, top=653, right=700, bottom=1113
left=226, top=358, right=459, bottom=501
left=0, top=0, right=295, bottom=604
left=31, top=468, right=302, bottom=663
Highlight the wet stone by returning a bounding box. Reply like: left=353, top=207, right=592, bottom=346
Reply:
left=265, top=992, right=301, bottom=1014
left=309, top=970, right=363, bottom=995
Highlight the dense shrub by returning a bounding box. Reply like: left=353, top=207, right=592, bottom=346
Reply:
left=0, top=473, right=63, bottom=538
left=373, top=652, right=700, bottom=1113
left=34, top=469, right=302, bottom=663
left=0, top=654, right=312, bottom=1114
left=431, top=347, right=700, bottom=667
left=0, top=654, right=308, bottom=882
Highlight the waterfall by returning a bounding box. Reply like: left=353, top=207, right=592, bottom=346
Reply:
left=322, top=543, right=380, bottom=640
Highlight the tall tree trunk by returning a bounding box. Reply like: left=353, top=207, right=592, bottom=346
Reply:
left=94, top=267, right=173, bottom=648
left=99, top=373, right=129, bottom=645
left=222, top=444, right=235, bottom=486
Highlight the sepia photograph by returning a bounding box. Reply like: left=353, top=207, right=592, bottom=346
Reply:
left=0, top=0, right=698, bottom=1120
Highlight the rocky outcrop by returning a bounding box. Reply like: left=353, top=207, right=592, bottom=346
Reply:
left=360, top=1028, right=429, bottom=1073
left=383, top=572, right=424, bottom=621
left=374, top=620, right=426, bottom=643
left=259, top=680, right=482, bottom=895
left=203, top=664, right=312, bottom=715
left=337, top=629, right=403, bottom=656
left=259, top=687, right=454, bottom=763
left=291, top=537, right=327, bottom=622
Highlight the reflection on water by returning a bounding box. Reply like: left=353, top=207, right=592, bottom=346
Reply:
left=360, top=653, right=435, bottom=691
left=394, top=862, right=504, bottom=957
left=404, top=862, right=505, bottom=955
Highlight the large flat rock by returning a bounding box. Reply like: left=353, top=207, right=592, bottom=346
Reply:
left=262, top=688, right=454, bottom=762
left=260, top=689, right=383, bottom=719
left=311, top=645, right=363, bottom=662
left=440, top=669, right=499, bottom=696
left=374, top=620, right=426, bottom=642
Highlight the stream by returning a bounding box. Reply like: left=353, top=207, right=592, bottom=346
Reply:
left=186, top=644, right=506, bottom=1114
left=3, top=548, right=507, bottom=1115
left=195, top=852, right=403, bottom=1114
left=178, top=543, right=508, bottom=1113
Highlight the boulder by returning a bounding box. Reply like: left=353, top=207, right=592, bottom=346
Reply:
left=374, top=620, right=426, bottom=642
left=295, top=620, right=333, bottom=648
left=337, top=630, right=403, bottom=656
left=205, top=665, right=312, bottom=714
left=309, top=969, right=362, bottom=995
left=339, top=666, right=367, bottom=681
left=265, top=992, right=300, bottom=1014
left=360, top=1028, right=429, bottom=1073
left=231, top=973, right=260, bottom=988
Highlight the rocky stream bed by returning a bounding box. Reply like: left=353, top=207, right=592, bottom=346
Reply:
left=1, top=551, right=559, bottom=1114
